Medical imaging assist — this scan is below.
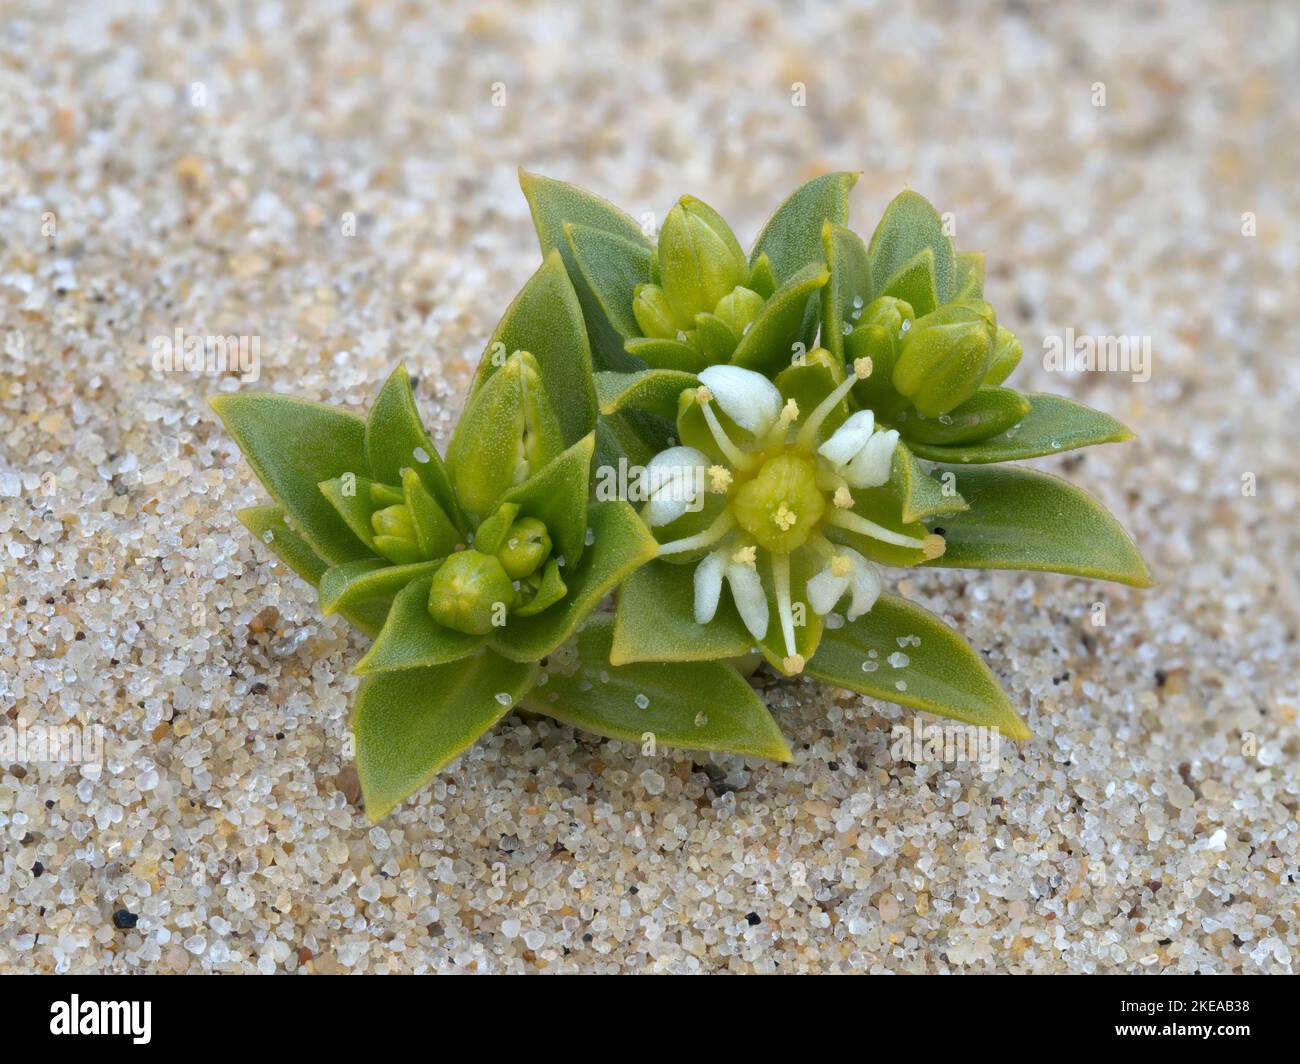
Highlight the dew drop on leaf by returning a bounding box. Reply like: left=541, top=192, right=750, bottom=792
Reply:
left=494, top=692, right=512, bottom=706
left=412, top=447, right=430, bottom=464
left=887, top=652, right=909, bottom=669
left=262, top=530, right=274, bottom=543
left=634, top=693, right=649, bottom=709
left=694, top=712, right=708, bottom=727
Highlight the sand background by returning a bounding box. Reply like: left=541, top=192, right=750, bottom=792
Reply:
left=1, top=0, right=1296, bottom=972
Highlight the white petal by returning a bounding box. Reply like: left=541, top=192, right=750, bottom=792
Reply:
left=644, top=494, right=688, bottom=527
left=646, top=445, right=709, bottom=477
left=818, top=409, right=874, bottom=467
left=805, top=566, right=849, bottom=615
left=693, top=550, right=726, bottom=624
left=844, top=428, right=899, bottom=488
left=725, top=561, right=769, bottom=641
left=698, top=364, right=782, bottom=436
left=844, top=549, right=883, bottom=619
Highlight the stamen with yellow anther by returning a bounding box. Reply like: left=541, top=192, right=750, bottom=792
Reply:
left=695, top=386, right=757, bottom=472
left=830, top=555, right=852, bottom=579
left=828, top=508, right=931, bottom=551
left=833, top=485, right=854, bottom=509
left=797, top=356, right=874, bottom=450
left=731, top=544, right=757, bottom=568
left=772, top=502, right=798, bottom=532
left=773, top=552, right=799, bottom=662
left=765, top=397, right=801, bottom=448
left=922, top=533, right=946, bottom=560
left=707, top=464, right=733, bottom=494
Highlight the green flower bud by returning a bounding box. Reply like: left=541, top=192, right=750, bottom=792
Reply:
left=848, top=296, right=914, bottom=418
left=447, top=351, right=564, bottom=520
left=427, top=550, right=515, bottom=635
left=892, top=301, right=996, bottom=417
left=712, top=285, right=765, bottom=337
left=370, top=504, right=424, bottom=565
left=632, top=283, right=679, bottom=339
left=984, top=325, right=1023, bottom=386
left=497, top=517, right=552, bottom=580
left=658, top=196, right=749, bottom=325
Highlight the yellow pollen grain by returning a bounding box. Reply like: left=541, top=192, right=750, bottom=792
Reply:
left=772, top=503, right=798, bottom=531
left=922, top=533, right=946, bottom=560
left=731, top=545, right=757, bottom=568
left=831, top=556, right=852, bottom=578
left=833, top=485, right=854, bottom=509
left=707, top=465, right=733, bottom=493
left=852, top=356, right=874, bottom=380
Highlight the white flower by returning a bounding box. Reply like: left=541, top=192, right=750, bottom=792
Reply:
left=818, top=411, right=899, bottom=490
left=805, top=546, right=882, bottom=620
left=641, top=446, right=709, bottom=527
left=693, top=544, right=769, bottom=640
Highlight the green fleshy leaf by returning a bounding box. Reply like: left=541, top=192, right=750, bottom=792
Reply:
left=904, top=394, right=1135, bottom=464
left=402, top=469, right=460, bottom=557
left=596, top=369, right=698, bottom=422
left=525, top=617, right=792, bottom=762
left=471, top=251, right=597, bottom=447
left=354, top=575, right=486, bottom=674
left=353, top=651, right=536, bottom=820
left=692, top=312, right=740, bottom=363
left=730, top=263, right=830, bottom=377
left=491, top=500, right=658, bottom=662
left=472, top=502, right=520, bottom=555
left=497, top=433, right=595, bottom=566
left=900, top=387, right=1031, bottom=446
left=447, top=352, right=564, bottom=520
left=888, top=442, right=969, bottom=524
left=611, top=558, right=754, bottom=665
left=820, top=222, right=872, bottom=361
left=924, top=464, right=1152, bottom=587
left=318, top=475, right=382, bottom=553
left=596, top=407, right=673, bottom=470
left=867, top=189, right=956, bottom=307
left=954, top=251, right=985, bottom=300
left=806, top=594, right=1029, bottom=739
left=750, top=171, right=858, bottom=283
left=237, top=505, right=388, bottom=636
left=775, top=349, right=849, bottom=437
left=519, top=170, right=650, bottom=371
left=879, top=247, right=940, bottom=317
left=624, top=336, right=711, bottom=373
left=210, top=393, right=372, bottom=564
left=319, top=558, right=441, bottom=617
left=513, top=559, right=567, bottom=617
left=365, top=364, right=460, bottom=527
left=748, top=253, right=777, bottom=299
left=564, top=222, right=655, bottom=343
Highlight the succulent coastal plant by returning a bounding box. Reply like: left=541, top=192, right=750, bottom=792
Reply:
left=212, top=254, right=795, bottom=820
left=522, top=170, right=1151, bottom=740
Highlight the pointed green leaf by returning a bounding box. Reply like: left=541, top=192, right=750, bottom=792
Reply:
left=820, top=222, right=872, bottom=361
left=925, top=464, right=1151, bottom=586
left=806, top=594, right=1029, bottom=738
left=623, top=336, right=711, bottom=373
left=210, top=393, right=372, bottom=564
left=402, top=469, right=460, bottom=557
left=596, top=408, right=673, bottom=470
left=954, top=251, right=985, bottom=300
left=750, top=171, right=858, bottom=283
left=596, top=369, right=699, bottom=422
left=888, top=442, right=969, bottom=524
left=319, top=558, right=441, bottom=616
left=471, top=251, right=597, bottom=447
left=901, top=387, right=1031, bottom=446
left=236, top=506, right=387, bottom=636
left=867, top=189, right=956, bottom=306
left=612, top=558, right=754, bottom=665
left=730, top=263, right=830, bottom=377
left=317, top=475, right=383, bottom=552
left=497, top=433, right=595, bottom=566
left=492, top=500, right=658, bottom=662
left=564, top=222, right=655, bottom=343
left=879, top=247, right=940, bottom=317
left=354, top=574, right=486, bottom=674
left=513, top=559, right=567, bottom=617
left=904, top=393, right=1135, bottom=464
left=526, top=617, right=792, bottom=761
left=353, top=651, right=536, bottom=820
left=365, top=364, right=460, bottom=527
left=756, top=549, right=824, bottom=674
left=519, top=170, right=650, bottom=371
left=691, top=312, right=740, bottom=363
